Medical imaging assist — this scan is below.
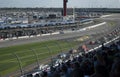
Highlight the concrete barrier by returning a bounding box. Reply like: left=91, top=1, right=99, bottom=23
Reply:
left=78, top=22, right=106, bottom=32
left=100, top=14, right=113, bottom=18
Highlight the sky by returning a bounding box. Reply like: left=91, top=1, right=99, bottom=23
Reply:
left=0, top=0, right=120, bottom=8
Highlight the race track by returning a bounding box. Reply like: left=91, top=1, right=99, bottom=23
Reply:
left=0, top=14, right=120, bottom=48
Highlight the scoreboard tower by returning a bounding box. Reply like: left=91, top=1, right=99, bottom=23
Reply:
left=63, top=0, right=68, bottom=16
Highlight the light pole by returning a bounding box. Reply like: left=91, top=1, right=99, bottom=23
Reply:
left=12, top=53, right=24, bottom=76
left=30, top=49, right=40, bottom=68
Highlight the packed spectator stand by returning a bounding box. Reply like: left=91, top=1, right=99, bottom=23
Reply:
left=20, top=24, right=120, bottom=77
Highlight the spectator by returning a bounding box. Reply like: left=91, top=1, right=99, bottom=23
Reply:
left=42, top=71, right=48, bottom=77
left=60, top=65, right=70, bottom=77
left=91, top=64, right=109, bottom=77
left=81, top=59, right=94, bottom=76
left=110, top=60, right=120, bottom=77
left=71, top=62, right=84, bottom=77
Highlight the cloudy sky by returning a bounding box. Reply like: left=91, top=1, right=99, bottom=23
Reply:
left=0, top=0, right=120, bottom=8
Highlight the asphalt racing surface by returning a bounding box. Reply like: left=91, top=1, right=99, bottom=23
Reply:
left=0, top=14, right=120, bottom=48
